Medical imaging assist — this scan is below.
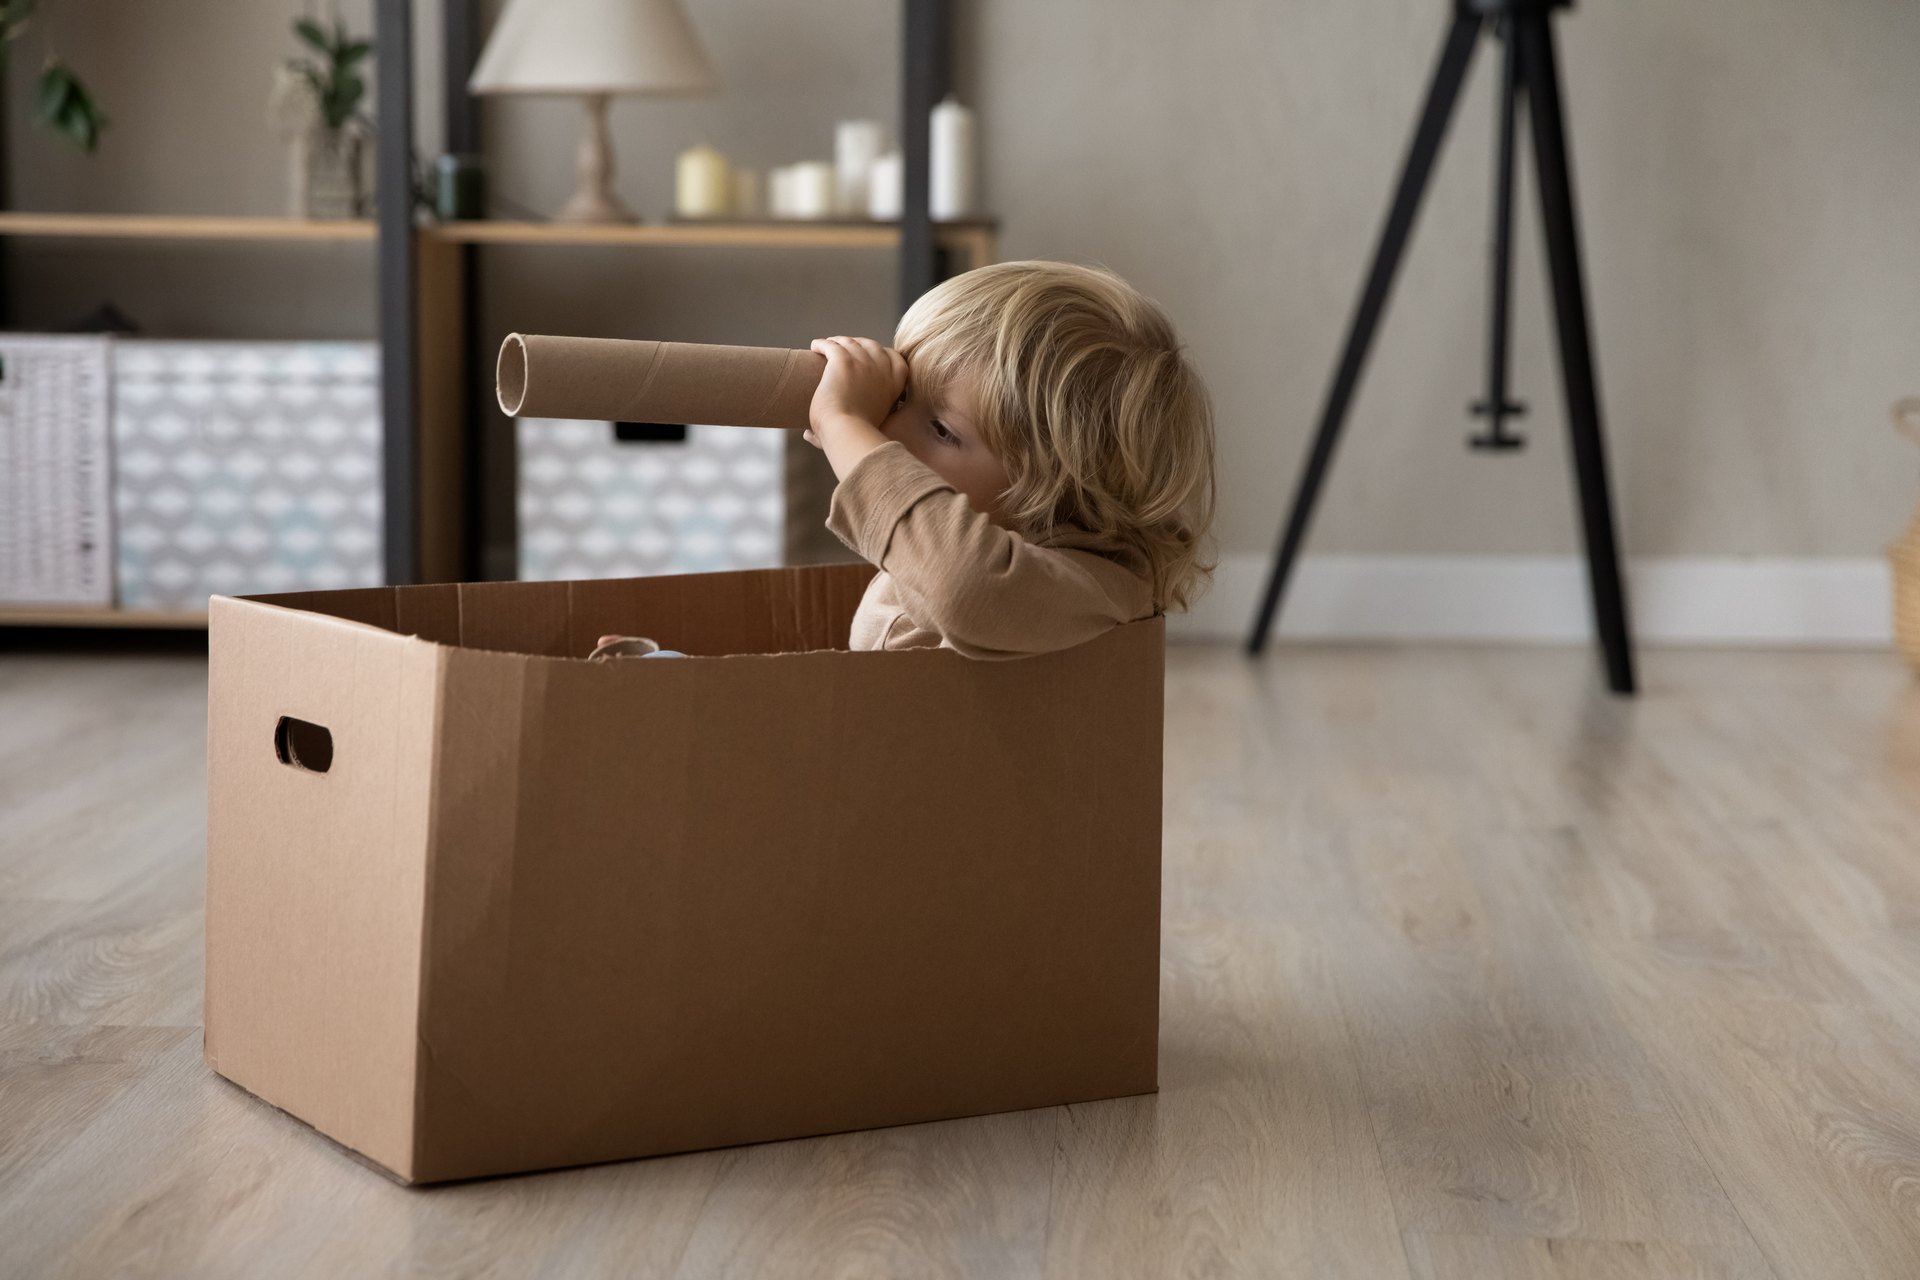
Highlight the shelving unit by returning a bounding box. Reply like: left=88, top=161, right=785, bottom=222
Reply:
left=411, top=208, right=995, bottom=587
left=0, top=211, right=448, bottom=630
left=1, top=0, right=974, bottom=628
left=399, top=0, right=976, bottom=591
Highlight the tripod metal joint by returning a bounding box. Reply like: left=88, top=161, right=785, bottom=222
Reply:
left=1468, top=398, right=1528, bottom=451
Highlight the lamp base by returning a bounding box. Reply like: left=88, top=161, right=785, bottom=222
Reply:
left=554, top=93, right=638, bottom=225
left=555, top=186, right=637, bottom=225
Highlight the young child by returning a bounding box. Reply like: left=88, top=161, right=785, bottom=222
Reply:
left=804, top=259, right=1215, bottom=659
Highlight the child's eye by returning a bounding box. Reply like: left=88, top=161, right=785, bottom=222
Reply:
left=929, top=419, right=957, bottom=445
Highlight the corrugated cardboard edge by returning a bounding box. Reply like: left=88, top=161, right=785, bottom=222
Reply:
left=203, top=594, right=444, bottom=1182
left=205, top=1070, right=424, bottom=1187
left=407, top=641, right=541, bottom=1181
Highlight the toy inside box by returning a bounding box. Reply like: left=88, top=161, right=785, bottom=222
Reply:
left=204, top=562, right=1164, bottom=1184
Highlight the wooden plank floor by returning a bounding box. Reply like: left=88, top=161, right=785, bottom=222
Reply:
left=5, top=642, right=1920, bottom=1277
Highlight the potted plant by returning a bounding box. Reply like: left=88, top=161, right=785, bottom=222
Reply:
left=277, top=14, right=372, bottom=218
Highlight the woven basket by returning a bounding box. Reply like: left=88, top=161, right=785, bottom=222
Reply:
left=1893, top=398, right=1920, bottom=672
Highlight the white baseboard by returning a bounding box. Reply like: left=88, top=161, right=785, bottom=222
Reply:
left=1171, top=554, right=1895, bottom=647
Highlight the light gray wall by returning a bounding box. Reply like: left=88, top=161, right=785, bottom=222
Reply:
left=10, top=1, right=1919, bottom=567
left=964, top=0, right=1920, bottom=559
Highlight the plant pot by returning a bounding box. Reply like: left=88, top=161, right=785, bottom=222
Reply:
left=304, top=129, right=368, bottom=219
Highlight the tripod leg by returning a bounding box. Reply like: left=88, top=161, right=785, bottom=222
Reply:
left=1514, top=13, right=1637, bottom=695
left=1470, top=16, right=1525, bottom=449
left=1247, top=11, right=1482, bottom=654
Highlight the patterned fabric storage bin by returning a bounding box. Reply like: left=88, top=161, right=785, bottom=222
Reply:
left=112, top=341, right=382, bottom=611
left=0, top=335, right=114, bottom=606
left=518, top=419, right=784, bottom=580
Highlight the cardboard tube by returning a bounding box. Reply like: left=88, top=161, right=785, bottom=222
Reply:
left=497, top=333, right=825, bottom=429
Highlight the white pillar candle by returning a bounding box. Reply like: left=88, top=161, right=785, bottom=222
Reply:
left=674, top=144, right=732, bottom=219
left=929, top=95, right=978, bottom=220
left=834, top=119, right=887, bottom=217
left=867, top=150, right=903, bottom=220
left=788, top=161, right=837, bottom=220
left=769, top=165, right=795, bottom=218
left=732, top=168, right=763, bottom=219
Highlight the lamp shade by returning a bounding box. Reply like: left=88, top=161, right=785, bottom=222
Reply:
left=469, top=0, right=720, bottom=97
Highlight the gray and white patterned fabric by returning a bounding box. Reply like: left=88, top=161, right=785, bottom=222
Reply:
left=0, top=335, right=114, bottom=606
left=518, top=419, right=784, bottom=581
left=113, top=341, right=382, bottom=610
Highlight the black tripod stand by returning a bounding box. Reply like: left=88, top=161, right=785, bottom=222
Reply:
left=1245, top=0, right=1635, bottom=695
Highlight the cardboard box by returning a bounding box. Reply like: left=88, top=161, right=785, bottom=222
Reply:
left=205, top=563, right=1163, bottom=1184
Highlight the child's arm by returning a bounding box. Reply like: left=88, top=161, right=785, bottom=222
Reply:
left=827, top=441, right=1152, bottom=657
left=806, top=335, right=1151, bottom=657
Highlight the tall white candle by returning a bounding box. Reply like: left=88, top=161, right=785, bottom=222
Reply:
left=868, top=151, right=903, bottom=220
left=929, top=95, right=977, bottom=220
left=834, top=119, right=887, bottom=217
left=674, top=144, right=731, bottom=219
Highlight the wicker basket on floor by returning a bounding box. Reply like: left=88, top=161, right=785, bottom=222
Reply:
left=1893, top=399, right=1920, bottom=673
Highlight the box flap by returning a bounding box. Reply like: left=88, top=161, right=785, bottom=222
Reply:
left=245, top=564, right=875, bottom=659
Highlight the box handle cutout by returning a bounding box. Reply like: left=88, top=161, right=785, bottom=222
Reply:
left=274, top=716, right=334, bottom=773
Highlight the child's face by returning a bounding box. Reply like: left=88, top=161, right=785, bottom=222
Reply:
left=882, top=366, right=1011, bottom=519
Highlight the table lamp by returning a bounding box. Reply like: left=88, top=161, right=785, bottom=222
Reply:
left=469, top=0, right=720, bottom=224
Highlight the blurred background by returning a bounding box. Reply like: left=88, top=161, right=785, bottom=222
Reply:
left=3, top=0, right=1919, bottom=642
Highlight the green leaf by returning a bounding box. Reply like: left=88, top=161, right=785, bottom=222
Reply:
left=36, top=60, right=72, bottom=117
left=295, top=18, right=328, bottom=52
left=68, top=99, right=106, bottom=153
left=338, top=40, right=370, bottom=64
left=36, top=61, right=107, bottom=154
left=62, top=107, right=97, bottom=152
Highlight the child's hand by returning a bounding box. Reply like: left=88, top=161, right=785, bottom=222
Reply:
left=806, top=336, right=906, bottom=444
left=804, top=336, right=904, bottom=480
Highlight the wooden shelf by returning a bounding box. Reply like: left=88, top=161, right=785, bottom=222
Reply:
left=429, top=219, right=997, bottom=252
left=0, top=213, right=374, bottom=242
left=0, top=607, right=208, bottom=629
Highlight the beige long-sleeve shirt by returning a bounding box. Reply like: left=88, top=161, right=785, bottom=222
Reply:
left=825, top=440, right=1157, bottom=660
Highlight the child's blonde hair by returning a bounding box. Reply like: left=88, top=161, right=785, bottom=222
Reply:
left=894, top=260, right=1216, bottom=612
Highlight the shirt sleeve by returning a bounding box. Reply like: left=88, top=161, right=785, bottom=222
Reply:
left=825, top=440, right=1150, bottom=659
